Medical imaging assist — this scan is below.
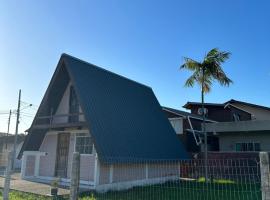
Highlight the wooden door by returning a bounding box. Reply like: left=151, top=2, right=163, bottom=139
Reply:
left=55, top=133, right=70, bottom=178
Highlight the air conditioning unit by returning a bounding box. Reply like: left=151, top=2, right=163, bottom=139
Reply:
left=198, top=108, right=208, bottom=115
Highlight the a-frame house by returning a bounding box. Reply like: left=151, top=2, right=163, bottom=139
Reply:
left=20, top=54, right=188, bottom=191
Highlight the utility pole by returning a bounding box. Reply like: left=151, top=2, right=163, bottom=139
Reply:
left=6, top=110, right=12, bottom=149
left=12, top=89, right=21, bottom=170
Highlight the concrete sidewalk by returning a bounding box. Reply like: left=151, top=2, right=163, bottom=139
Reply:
left=0, top=173, right=70, bottom=196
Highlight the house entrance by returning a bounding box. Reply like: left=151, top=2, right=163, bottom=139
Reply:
left=55, top=133, right=70, bottom=178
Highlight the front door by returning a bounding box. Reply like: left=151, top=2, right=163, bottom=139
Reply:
left=55, top=133, right=70, bottom=178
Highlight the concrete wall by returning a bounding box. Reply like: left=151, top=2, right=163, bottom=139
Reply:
left=219, top=132, right=270, bottom=151
left=231, top=103, right=270, bottom=120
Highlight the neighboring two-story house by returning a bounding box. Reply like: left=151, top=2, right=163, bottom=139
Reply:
left=162, top=107, right=217, bottom=153
left=183, top=100, right=270, bottom=152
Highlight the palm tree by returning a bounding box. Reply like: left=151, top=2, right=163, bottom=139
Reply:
left=180, top=48, right=233, bottom=180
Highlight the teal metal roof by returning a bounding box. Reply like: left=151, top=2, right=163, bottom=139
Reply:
left=21, top=54, right=189, bottom=162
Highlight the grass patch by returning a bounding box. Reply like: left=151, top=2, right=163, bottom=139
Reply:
left=1, top=191, right=51, bottom=200
left=197, top=177, right=236, bottom=184
left=0, top=180, right=261, bottom=200
left=81, top=180, right=261, bottom=200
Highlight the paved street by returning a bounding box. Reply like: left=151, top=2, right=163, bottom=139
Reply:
left=0, top=173, right=70, bottom=196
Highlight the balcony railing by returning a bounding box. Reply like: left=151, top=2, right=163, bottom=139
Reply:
left=32, top=113, right=87, bottom=129
left=205, top=119, right=270, bottom=133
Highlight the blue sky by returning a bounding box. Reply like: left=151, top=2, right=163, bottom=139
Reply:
left=0, top=0, right=269, bottom=133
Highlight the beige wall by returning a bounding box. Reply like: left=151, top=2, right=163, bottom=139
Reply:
left=80, top=155, right=96, bottom=181
left=98, top=162, right=180, bottom=185
left=66, top=132, right=95, bottom=181
left=219, top=133, right=270, bottom=151
left=148, top=163, right=179, bottom=178
left=113, top=164, right=145, bottom=182
left=231, top=103, right=270, bottom=120
left=39, top=134, right=58, bottom=177
left=37, top=130, right=95, bottom=182
left=25, top=155, right=35, bottom=177
left=99, top=164, right=110, bottom=184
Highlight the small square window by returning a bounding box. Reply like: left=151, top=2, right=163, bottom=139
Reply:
left=75, top=135, right=93, bottom=154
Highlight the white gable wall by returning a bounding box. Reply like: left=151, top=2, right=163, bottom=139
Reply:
left=53, top=81, right=85, bottom=124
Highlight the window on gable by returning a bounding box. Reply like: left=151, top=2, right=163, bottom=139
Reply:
left=75, top=133, right=94, bottom=154
left=69, top=86, right=79, bottom=123
left=169, top=118, right=183, bottom=134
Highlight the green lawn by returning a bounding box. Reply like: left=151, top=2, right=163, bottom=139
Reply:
left=1, top=191, right=52, bottom=200
left=0, top=181, right=261, bottom=200
left=82, top=181, right=261, bottom=200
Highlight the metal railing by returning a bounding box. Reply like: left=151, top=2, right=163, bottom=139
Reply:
left=32, top=113, right=86, bottom=129
left=2, top=152, right=270, bottom=199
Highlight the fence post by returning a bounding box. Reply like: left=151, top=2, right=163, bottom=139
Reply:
left=70, top=152, right=80, bottom=200
left=260, top=152, right=270, bottom=200
left=3, top=151, right=13, bottom=200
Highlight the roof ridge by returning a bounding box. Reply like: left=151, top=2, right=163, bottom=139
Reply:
left=226, top=99, right=270, bottom=111
left=163, top=106, right=216, bottom=122
left=61, top=53, right=152, bottom=90
left=162, top=106, right=191, bottom=114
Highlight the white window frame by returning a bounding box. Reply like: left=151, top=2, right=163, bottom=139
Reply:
left=74, top=133, right=94, bottom=155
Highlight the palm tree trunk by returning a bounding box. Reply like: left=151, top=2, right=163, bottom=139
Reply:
left=201, top=67, right=208, bottom=181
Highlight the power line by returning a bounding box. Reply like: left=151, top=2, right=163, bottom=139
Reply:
left=21, top=100, right=38, bottom=108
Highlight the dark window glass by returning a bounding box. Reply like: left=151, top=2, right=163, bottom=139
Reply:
left=254, top=143, right=261, bottom=151
left=248, top=143, right=253, bottom=151
left=235, top=142, right=261, bottom=152
left=69, top=86, right=79, bottom=123
left=235, top=143, right=241, bottom=151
